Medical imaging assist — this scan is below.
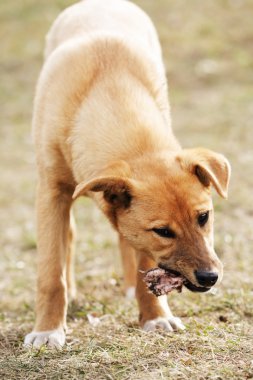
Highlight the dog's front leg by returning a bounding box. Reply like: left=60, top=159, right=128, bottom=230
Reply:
left=119, top=234, right=137, bottom=299
left=136, top=251, right=185, bottom=332
left=24, top=182, right=72, bottom=348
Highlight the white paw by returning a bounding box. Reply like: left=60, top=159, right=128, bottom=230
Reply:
left=143, top=316, right=185, bottom=332
left=125, top=286, right=135, bottom=299
left=24, top=328, right=65, bottom=349
left=167, top=316, right=186, bottom=331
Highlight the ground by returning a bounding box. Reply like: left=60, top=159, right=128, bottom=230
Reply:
left=1, top=0, right=253, bottom=379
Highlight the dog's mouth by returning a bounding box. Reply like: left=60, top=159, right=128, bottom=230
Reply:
left=183, top=280, right=210, bottom=293
left=158, top=264, right=211, bottom=293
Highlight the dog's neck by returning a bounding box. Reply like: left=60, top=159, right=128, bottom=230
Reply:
left=71, top=53, right=181, bottom=183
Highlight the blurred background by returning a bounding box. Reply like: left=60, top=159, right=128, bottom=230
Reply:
left=1, top=0, right=253, bottom=378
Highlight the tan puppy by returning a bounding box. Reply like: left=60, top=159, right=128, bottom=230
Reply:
left=24, top=0, right=230, bottom=348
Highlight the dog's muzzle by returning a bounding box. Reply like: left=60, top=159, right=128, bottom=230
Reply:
left=158, top=264, right=218, bottom=293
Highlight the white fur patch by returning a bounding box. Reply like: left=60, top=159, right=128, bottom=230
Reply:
left=68, top=286, right=77, bottom=302
left=158, top=295, right=173, bottom=317
left=125, top=286, right=135, bottom=299
left=167, top=316, right=186, bottom=331
left=143, top=317, right=173, bottom=332
left=24, top=328, right=65, bottom=349
left=143, top=316, right=185, bottom=332
left=143, top=296, right=186, bottom=332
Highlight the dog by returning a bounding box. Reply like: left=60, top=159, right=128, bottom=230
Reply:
left=24, top=0, right=230, bottom=347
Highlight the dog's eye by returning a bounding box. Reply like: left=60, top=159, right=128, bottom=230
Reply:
left=152, top=227, right=176, bottom=239
left=198, top=211, right=209, bottom=227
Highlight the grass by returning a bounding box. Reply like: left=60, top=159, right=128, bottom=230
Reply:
left=1, top=0, right=253, bottom=379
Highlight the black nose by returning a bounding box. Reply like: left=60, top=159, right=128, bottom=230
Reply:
left=195, top=271, right=218, bottom=287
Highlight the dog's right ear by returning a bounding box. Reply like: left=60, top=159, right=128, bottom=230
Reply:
left=72, top=160, right=136, bottom=209
left=73, top=175, right=135, bottom=208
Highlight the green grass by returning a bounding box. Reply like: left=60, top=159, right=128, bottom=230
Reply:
left=1, top=0, right=253, bottom=379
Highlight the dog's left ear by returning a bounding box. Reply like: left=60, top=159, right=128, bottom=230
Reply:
left=177, top=148, right=231, bottom=198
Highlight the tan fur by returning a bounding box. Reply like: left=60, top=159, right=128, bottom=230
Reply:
left=26, top=0, right=230, bottom=345
left=119, top=235, right=137, bottom=292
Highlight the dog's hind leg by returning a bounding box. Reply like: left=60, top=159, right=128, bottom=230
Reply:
left=24, top=181, right=73, bottom=348
left=66, top=210, right=77, bottom=301
left=119, top=235, right=137, bottom=299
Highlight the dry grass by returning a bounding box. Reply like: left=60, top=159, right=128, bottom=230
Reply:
left=1, top=0, right=253, bottom=379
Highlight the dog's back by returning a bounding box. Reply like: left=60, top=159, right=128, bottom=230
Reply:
left=45, top=0, right=162, bottom=61
left=33, top=0, right=174, bottom=182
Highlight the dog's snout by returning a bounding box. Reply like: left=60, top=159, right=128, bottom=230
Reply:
left=195, top=270, right=218, bottom=287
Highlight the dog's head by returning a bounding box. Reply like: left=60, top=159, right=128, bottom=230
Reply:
left=73, top=148, right=230, bottom=292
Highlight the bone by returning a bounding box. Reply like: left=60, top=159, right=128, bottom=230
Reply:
left=143, top=268, right=184, bottom=297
